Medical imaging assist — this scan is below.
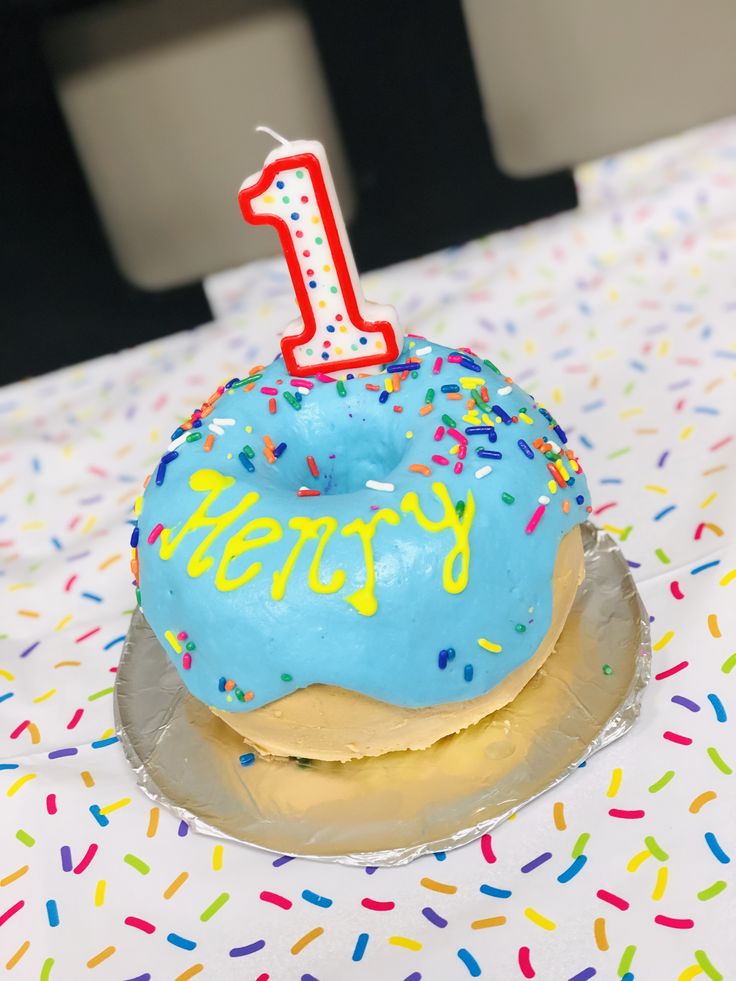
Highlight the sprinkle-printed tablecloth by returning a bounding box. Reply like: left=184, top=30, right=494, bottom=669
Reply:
left=2, top=117, right=735, bottom=981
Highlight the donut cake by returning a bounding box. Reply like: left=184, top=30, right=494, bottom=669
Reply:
left=132, top=340, right=591, bottom=761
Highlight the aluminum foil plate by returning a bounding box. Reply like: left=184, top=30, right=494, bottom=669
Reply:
left=115, top=523, right=650, bottom=866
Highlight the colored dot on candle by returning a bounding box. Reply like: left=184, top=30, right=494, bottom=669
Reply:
left=326, top=325, right=335, bottom=333
left=315, top=236, right=323, bottom=244
left=335, top=347, right=343, bottom=354
left=303, top=250, right=310, bottom=257
left=330, top=286, right=338, bottom=293
left=318, top=300, right=326, bottom=308
left=360, top=337, right=367, bottom=345
left=290, top=212, right=299, bottom=220
left=309, top=281, right=317, bottom=288
left=276, top=180, right=284, bottom=188
left=296, top=230, right=303, bottom=238
left=177, top=631, right=188, bottom=641
left=306, top=348, right=313, bottom=355
left=323, top=265, right=331, bottom=272
left=339, top=325, right=347, bottom=333
left=295, top=170, right=304, bottom=178
left=336, top=314, right=343, bottom=321
left=282, top=196, right=290, bottom=204
left=301, top=195, right=309, bottom=203
left=312, top=216, right=320, bottom=223
left=306, top=268, right=314, bottom=276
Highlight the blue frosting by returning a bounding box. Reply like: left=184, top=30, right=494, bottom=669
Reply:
left=136, top=340, right=590, bottom=711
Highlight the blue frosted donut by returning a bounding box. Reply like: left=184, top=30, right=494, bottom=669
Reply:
left=134, top=339, right=590, bottom=716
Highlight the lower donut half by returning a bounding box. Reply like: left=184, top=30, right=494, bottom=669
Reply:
left=210, top=526, right=585, bottom=761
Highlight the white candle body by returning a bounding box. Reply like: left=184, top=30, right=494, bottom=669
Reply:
left=240, top=140, right=401, bottom=376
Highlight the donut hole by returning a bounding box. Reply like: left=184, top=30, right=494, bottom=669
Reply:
left=263, top=403, right=408, bottom=495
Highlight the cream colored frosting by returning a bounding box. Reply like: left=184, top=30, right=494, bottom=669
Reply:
left=211, top=526, right=585, bottom=761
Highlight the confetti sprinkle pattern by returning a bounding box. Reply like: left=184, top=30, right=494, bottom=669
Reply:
left=1, top=118, right=734, bottom=977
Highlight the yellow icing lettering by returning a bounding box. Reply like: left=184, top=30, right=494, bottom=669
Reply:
left=154, top=470, right=475, bottom=609
left=341, top=509, right=400, bottom=616
left=306, top=519, right=347, bottom=595
left=400, top=482, right=475, bottom=594
left=271, top=516, right=345, bottom=600
left=158, top=469, right=260, bottom=578
left=216, top=517, right=283, bottom=591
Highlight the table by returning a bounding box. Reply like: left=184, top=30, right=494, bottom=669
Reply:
left=2, top=117, right=735, bottom=980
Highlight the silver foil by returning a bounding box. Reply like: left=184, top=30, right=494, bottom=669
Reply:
left=115, top=523, right=650, bottom=866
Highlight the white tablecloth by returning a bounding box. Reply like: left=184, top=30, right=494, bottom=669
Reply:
left=2, top=118, right=735, bottom=980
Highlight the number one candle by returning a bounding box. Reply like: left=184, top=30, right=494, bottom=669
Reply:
left=239, top=135, right=402, bottom=377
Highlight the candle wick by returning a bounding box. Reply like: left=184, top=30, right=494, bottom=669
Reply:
left=255, top=125, right=290, bottom=146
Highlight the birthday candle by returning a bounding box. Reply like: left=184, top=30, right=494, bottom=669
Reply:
left=239, top=135, right=401, bottom=377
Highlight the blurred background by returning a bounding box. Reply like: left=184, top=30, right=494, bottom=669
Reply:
left=2, top=0, right=736, bottom=384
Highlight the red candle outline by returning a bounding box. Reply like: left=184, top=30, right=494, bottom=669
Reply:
left=239, top=152, right=400, bottom=377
